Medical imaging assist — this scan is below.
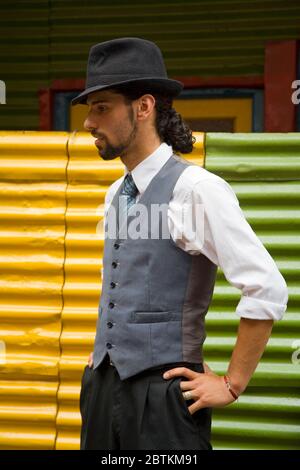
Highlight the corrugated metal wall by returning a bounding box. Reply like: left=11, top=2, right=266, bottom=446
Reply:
left=1, top=0, right=300, bottom=130
left=55, top=132, right=124, bottom=449
left=0, top=131, right=299, bottom=449
left=0, top=131, right=68, bottom=449
left=205, top=133, right=300, bottom=449
left=0, top=0, right=49, bottom=130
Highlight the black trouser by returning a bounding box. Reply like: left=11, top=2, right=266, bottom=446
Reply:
left=80, top=354, right=212, bottom=450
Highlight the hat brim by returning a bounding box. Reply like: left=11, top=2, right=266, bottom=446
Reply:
left=71, top=77, right=184, bottom=105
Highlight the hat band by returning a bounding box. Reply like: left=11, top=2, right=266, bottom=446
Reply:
left=87, top=73, right=168, bottom=88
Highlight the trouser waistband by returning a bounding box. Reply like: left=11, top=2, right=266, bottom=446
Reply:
left=103, top=354, right=203, bottom=376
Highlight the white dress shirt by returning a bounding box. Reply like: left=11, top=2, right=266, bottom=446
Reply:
left=104, top=142, right=288, bottom=321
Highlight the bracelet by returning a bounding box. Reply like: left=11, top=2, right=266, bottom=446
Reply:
left=223, top=375, right=239, bottom=401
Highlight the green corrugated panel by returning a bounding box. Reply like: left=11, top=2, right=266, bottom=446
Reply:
left=50, top=0, right=300, bottom=77
left=205, top=133, right=300, bottom=181
left=204, top=133, right=300, bottom=450
left=0, top=0, right=49, bottom=130
left=1, top=0, right=300, bottom=130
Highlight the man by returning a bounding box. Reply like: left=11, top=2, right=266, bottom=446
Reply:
left=72, top=37, right=288, bottom=450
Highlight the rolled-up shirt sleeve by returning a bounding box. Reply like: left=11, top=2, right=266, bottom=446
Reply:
left=190, top=176, right=288, bottom=321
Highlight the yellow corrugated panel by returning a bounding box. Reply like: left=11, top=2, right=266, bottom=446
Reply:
left=0, top=131, right=68, bottom=449
left=55, top=131, right=204, bottom=449
left=0, top=131, right=203, bottom=449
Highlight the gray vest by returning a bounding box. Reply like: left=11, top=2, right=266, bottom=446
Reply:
left=93, top=154, right=217, bottom=380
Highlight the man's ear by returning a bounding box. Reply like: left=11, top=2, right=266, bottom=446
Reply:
left=136, top=94, right=156, bottom=120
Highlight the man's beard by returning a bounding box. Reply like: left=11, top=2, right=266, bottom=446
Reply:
left=97, top=136, right=134, bottom=161
left=96, top=109, right=137, bottom=161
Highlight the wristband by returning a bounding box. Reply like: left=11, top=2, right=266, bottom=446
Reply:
left=223, top=375, right=239, bottom=401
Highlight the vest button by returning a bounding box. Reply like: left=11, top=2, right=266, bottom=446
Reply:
left=110, top=282, right=116, bottom=289
left=106, top=342, right=112, bottom=349
left=112, top=261, right=118, bottom=269
left=107, top=322, right=113, bottom=328
left=109, top=302, right=115, bottom=309
left=114, top=243, right=120, bottom=249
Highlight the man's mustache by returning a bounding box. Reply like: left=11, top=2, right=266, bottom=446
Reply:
left=91, top=132, right=106, bottom=139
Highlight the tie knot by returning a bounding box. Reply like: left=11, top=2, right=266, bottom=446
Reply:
left=121, top=173, right=139, bottom=198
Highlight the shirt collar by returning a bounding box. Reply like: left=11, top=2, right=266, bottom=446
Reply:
left=124, top=142, right=173, bottom=195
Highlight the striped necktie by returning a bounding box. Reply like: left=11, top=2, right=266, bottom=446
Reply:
left=118, top=173, right=139, bottom=232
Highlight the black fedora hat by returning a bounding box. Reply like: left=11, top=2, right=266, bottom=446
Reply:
left=71, top=37, right=184, bottom=105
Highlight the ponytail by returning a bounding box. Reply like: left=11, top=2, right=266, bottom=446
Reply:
left=154, top=95, right=195, bottom=154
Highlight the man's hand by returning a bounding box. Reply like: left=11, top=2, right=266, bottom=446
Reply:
left=163, top=319, right=274, bottom=415
left=163, top=364, right=235, bottom=415
left=88, top=352, right=93, bottom=368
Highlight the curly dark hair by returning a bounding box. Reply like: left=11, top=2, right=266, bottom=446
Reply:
left=110, top=84, right=195, bottom=154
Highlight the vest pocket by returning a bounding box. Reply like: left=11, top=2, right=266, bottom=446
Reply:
left=130, top=311, right=181, bottom=323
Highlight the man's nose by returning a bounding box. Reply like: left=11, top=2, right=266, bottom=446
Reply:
left=83, top=114, right=96, bottom=132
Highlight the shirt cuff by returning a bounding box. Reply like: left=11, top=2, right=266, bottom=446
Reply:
left=235, top=295, right=287, bottom=321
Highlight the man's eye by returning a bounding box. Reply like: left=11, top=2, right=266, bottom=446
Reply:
left=97, top=106, right=107, bottom=112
